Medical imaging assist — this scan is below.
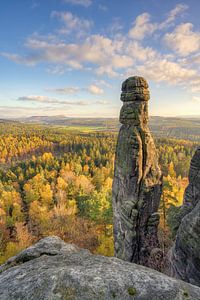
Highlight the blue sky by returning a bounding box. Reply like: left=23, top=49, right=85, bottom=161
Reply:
left=1, top=0, right=200, bottom=118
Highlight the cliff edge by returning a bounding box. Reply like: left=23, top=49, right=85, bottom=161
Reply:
left=0, top=236, right=200, bottom=300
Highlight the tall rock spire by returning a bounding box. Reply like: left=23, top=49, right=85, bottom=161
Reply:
left=112, top=76, right=162, bottom=266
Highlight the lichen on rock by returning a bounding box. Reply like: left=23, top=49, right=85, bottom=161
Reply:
left=112, top=76, right=162, bottom=267
left=168, top=147, right=200, bottom=286
left=0, top=236, right=200, bottom=300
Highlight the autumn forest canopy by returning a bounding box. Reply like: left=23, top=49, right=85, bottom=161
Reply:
left=0, top=119, right=198, bottom=265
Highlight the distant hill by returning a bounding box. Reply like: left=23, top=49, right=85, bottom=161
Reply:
left=14, top=115, right=68, bottom=124
left=178, top=115, right=200, bottom=119
left=11, top=116, right=119, bottom=129
left=0, top=119, right=19, bottom=124
left=1, top=115, right=200, bottom=141
left=150, top=116, right=200, bottom=141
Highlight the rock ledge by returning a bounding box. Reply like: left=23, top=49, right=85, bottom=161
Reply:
left=0, top=236, right=200, bottom=300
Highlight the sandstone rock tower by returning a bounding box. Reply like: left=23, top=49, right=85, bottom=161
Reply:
left=112, top=76, right=162, bottom=266
left=169, top=147, right=200, bottom=286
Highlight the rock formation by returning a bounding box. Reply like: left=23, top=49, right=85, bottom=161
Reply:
left=0, top=236, right=200, bottom=300
left=169, top=147, right=200, bottom=286
left=112, top=76, right=162, bottom=267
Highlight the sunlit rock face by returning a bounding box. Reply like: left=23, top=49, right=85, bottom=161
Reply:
left=169, top=147, right=200, bottom=286
left=112, top=76, right=162, bottom=267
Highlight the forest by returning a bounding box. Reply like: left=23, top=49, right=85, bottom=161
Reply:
left=0, top=121, right=198, bottom=265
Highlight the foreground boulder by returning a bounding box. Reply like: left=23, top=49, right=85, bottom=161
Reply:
left=0, top=236, right=200, bottom=300
left=168, top=147, right=200, bottom=286
left=112, top=76, right=162, bottom=267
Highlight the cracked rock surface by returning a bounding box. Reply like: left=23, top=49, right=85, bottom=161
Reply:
left=169, top=147, right=200, bottom=286
left=0, top=236, right=200, bottom=300
left=112, top=76, right=162, bottom=267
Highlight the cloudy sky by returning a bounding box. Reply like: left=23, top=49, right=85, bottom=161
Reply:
left=1, top=0, right=200, bottom=118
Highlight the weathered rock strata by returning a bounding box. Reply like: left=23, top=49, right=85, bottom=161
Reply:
left=0, top=236, right=200, bottom=300
left=112, top=76, right=162, bottom=267
left=169, top=147, right=200, bottom=286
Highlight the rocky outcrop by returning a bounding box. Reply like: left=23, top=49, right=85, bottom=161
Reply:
left=112, top=76, right=162, bottom=267
left=169, top=147, right=200, bottom=286
left=0, top=236, right=200, bottom=300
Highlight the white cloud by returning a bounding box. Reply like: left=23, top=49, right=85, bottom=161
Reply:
left=4, top=29, right=198, bottom=85
left=129, top=13, right=157, bottom=40
left=1, top=53, right=38, bottom=66
left=109, top=18, right=123, bottom=35
left=125, top=41, right=158, bottom=61
left=191, top=78, right=200, bottom=92
left=26, top=35, right=112, bottom=66
left=160, top=4, right=188, bottom=29
left=111, top=55, right=133, bottom=68
left=18, top=95, right=89, bottom=105
left=31, top=2, right=40, bottom=9
left=7, top=34, right=132, bottom=76
left=129, top=4, right=188, bottom=40
left=51, top=11, right=92, bottom=36
left=63, top=0, right=92, bottom=7
left=187, top=54, right=200, bottom=65
left=47, top=65, right=71, bottom=75
left=2, top=3, right=200, bottom=94
left=98, top=4, right=107, bottom=11
left=93, top=79, right=112, bottom=88
left=134, top=58, right=197, bottom=84
left=87, top=84, right=104, bottom=95
left=95, top=100, right=109, bottom=105
left=193, top=96, right=200, bottom=103
left=18, top=94, right=109, bottom=106
left=47, top=84, right=104, bottom=95
left=46, top=87, right=80, bottom=94
left=95, top=65, right=118, bottom=78
left=2, top=3, right=200, bottom=118
left=164, top=23, right=200, bottom=56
